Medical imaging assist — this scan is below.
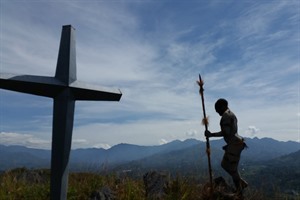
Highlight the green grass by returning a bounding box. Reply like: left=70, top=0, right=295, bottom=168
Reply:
left=0, top=168, right=290, bottom=200
left=0, top=169, right=49, bottom=200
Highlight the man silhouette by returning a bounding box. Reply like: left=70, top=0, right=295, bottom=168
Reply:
left=205, top=98, right=248, bottom=194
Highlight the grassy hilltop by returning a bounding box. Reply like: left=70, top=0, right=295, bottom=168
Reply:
left=0, top=139, right=299, bottom=199
left=0, top=167, right=296, bottom=200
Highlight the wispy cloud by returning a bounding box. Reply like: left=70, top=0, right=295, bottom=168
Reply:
left=0, top=132, right=51, bottom=149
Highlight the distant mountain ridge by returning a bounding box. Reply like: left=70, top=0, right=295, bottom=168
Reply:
left=0, top=139, right=200, bottom=170
left=112, top=137, right=300, bottom=175
left=0, top=137, right=299, bottom=171
left=244, top=149, right=300, bottom=193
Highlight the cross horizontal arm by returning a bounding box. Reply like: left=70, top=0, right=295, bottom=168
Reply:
left=0, top=73, right=65, bottom=98
left=70, top=81, right=122, bottom=101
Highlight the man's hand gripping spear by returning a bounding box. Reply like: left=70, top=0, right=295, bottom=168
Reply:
left=197, top=74, right=213, bottom=190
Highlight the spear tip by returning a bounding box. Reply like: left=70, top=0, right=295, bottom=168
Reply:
left=198, top=74, right=204, bottom=86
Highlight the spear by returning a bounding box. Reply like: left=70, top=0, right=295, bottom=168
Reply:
left=197, top=74, right=213, bottom=190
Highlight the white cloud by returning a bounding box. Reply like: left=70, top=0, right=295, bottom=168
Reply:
left=237, top=103, right=299, bottom=142
left=185, top=129, right=197, bottom=137
left=0, top=132, right=51, bottom=149
left=245, top=126, right=260, bottom=137
left=92, top=143, right=111, bottom=150
left=159, top=139, right=168, bottom=145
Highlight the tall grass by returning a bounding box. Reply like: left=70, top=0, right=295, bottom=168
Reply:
left=0, top=168, right=50, bottom=200
left=0, top=168, right=283, bottom=200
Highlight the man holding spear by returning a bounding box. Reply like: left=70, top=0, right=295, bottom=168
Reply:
left=206, top=98, right=248, bottom=194
left=197, top=75, right=248, bottom=195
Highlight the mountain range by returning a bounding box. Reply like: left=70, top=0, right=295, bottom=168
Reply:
left=0, top=137, right=299, bottom=172
left=1, top=137, right=299, bottom=195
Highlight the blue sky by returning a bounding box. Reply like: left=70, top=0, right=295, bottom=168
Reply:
left=0, top=0, right=299, bottom=149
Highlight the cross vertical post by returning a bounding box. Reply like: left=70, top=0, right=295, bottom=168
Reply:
left=50, top=26, right=77, bottom=200
left=51, top=89, right=75, bottom=200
